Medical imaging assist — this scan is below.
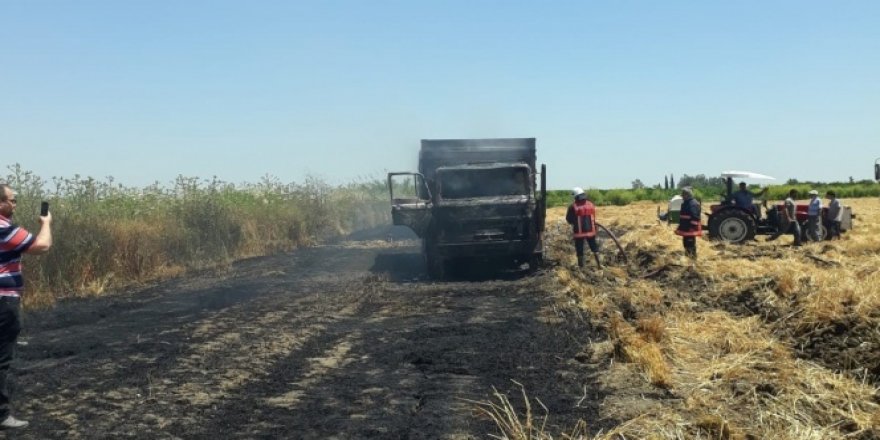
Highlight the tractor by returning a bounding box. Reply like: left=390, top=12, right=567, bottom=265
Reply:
left=703, top=171, right=853, bottom=244
left=705, top=171, right=776, bottom=243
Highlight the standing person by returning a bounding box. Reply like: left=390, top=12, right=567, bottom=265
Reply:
left=675, top=187, right=701, bottom=259
left=0, top=184, right=52, bottom=430
left=806, top=189, right=822, bottom=242
left=825, top=191, right=842, bottom=240
left=767, top=189, right=802, bottom=246
left=566, top=187, right=601, bottom=268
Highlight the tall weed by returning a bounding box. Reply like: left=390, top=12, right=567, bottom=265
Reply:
left=3, top=165, right=389, bottom=308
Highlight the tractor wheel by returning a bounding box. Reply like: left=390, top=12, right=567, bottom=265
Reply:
left=709, top=209, right=756, bottom=244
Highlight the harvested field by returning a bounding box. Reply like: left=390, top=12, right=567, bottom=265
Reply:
left=542, top=197, right=880, bottom=439
left=9, top=198, right=880, bottom=439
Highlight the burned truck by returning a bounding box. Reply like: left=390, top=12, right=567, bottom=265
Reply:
left=388, top=138, right=547, bottom=278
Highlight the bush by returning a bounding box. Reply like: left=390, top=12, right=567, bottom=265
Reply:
left=4, top=165, right=390, bottom=308
left=604, top=190, right=636, bottom=206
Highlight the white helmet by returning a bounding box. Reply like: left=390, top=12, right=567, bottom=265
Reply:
left=571, top=187, right=585, bottom=197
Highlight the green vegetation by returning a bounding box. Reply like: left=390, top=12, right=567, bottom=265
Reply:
left=547, top=181, right=880, bottom=208
left=547, top=187, right=681, bottom=207
left=4, top=164, right=390, bottom=308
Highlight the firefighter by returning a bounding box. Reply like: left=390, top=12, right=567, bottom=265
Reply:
left=675, top=186, right=701, bottom=259
left=566, top=187, right=601, bottom=268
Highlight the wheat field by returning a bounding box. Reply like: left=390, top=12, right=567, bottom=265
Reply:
left=490, top=197, right=880, bottom=439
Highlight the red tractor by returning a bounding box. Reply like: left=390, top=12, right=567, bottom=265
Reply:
left=705, top=171, right=853, bottom=244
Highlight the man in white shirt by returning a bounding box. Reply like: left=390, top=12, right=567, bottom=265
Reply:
left=806, top=190, right=822, bottom=242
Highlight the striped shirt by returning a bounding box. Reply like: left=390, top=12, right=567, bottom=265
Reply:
left=0, top=214, right=35, bottom=298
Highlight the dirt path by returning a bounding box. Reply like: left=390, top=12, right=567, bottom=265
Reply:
left=10, top=230, right=603, bottom=439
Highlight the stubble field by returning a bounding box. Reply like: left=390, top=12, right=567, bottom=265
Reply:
left=535, top=197, right=880, bottom=439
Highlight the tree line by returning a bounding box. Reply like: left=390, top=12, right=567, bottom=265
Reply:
left=550, top=174, right=880, bottom=208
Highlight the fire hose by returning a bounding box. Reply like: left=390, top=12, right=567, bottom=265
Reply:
left=595, top=222, right=628, bottom=264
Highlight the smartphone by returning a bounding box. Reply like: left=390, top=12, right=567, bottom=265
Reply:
left=40, top=201, right=49, bottom=216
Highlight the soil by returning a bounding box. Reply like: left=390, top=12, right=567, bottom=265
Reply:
left=794, top=318, right=880, bottom=382
left=9, top=227, right=608, bottom=439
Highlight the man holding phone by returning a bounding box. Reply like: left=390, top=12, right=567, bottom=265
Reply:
left=0, top=184, right=52, bottom=429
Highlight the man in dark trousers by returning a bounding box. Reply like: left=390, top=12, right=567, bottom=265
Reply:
left=0, top=184, right=52, bottom=430
left=566, top=187, right=601, bottom=268
left=767, top=189, right=802, bottom=246
left=824, top=190, right=842, bottom=240
left=675, top=187, right=701, bottom=259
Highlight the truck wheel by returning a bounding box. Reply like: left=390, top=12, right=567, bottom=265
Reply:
left=709, top=209, right=756, bottom=244
left=426, top=252, right=445, bottom=280
left=527, top=253, right=542, bottom=273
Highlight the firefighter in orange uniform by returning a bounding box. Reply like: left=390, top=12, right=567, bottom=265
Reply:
left=566, top=187, right=601, bottom=268
left=675, top=186, right=702, bottom=259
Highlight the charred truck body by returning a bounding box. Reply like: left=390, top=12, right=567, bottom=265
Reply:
left=388, top=138, right=547, bottom=278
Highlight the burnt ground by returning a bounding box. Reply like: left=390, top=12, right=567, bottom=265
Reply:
left=6, top=227, right=605, bottom=439
left=624, top=242, right=880, bottom=387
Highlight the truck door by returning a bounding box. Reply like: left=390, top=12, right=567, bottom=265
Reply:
left=388, top=172, right=432, bottom=237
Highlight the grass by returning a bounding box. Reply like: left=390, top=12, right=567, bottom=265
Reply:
left=483, top=197, right=880, bottom=439
left=5, top=165, right=390, bottom=309
left=469, top=381, right=589, bottom=440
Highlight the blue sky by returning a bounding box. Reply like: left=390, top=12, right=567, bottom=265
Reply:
left=2, top=1, right=878, bottom=189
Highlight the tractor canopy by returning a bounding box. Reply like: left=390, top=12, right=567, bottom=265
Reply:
left=720, top=170, right=776, bottom=181
left=719, top=170, right=776, bottom=205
